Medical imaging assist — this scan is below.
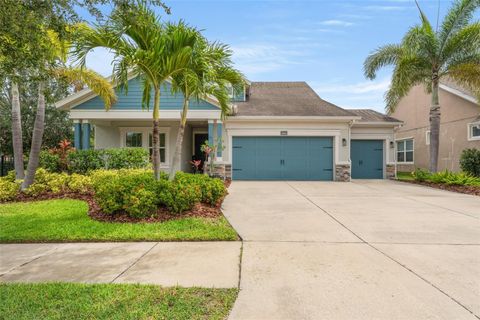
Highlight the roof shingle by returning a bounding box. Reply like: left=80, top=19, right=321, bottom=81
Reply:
left=234, top=82, right=355, bottom=117
left=347, top=109, right=401, bottom=123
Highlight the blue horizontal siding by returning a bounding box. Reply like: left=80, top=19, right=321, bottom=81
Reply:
left=73, top=77, right=218, bottom=110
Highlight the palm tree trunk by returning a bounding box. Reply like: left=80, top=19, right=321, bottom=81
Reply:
left=152, top=88, right=161, bottom=180
left=429, top=78, right=441, bottom=173
left=22, top=82, right=46, bottom=189
left=11, top=82, right=24, bottom=179
left=169, top=98, right=189, bottom=181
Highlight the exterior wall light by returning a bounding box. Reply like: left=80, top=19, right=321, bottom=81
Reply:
left=390, top=141, right=395, bottom=149
left=342, top=138, right=347, bottom=147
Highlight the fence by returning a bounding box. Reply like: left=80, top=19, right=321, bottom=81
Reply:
left=0, top=155, right=14, bottom=177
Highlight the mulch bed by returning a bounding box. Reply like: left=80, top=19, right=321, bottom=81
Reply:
left=398, top=179, right=480, bottom=196
left=12, top=189, right=227, bottom=224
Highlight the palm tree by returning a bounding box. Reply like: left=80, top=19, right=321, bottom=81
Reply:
left=73, top=5, right=195, bottom=180
left=364, top=0, right=480, bottom=172
left=21, top=30, right=117, bottom=189
left=10, top=82, right=24, bottom=179
left=168, top=25, right=244, bottom=180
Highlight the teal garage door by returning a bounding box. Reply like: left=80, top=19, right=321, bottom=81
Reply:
left=351, top=140, right=383, bottom=179
left=232, top=137, right=333, bottom=180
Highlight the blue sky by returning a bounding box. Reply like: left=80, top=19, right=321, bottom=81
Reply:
left=83, top=0, right=479, bottom=112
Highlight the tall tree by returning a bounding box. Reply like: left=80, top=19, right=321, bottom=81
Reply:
left=168, top=27, right=244, bottom=179
left=73, top=5, right=196, bottom=180
left=364, top=0, right=480, bottom=172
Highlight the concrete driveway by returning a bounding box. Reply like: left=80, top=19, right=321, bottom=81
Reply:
left=222, top=180, right=480, bottom=320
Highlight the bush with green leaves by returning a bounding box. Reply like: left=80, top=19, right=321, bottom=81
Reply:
left=67, top=148, right=150, bottom=174
left=39, top=151, right=61, bottom=172
left=91, top=169, right=161, bottom=217
left=158, top=179, right=201, bottom=213
left=175, top=172, right=226, bottom=205
left=460, top=148, right=480, bottom=177
left=0, top=176, right=20, bottom=202
left=412, top=169, right=480, bottom=186
left=67, top=149, right=104, bottom=174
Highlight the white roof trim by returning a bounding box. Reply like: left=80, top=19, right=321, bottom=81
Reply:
left=227, top=116, right=361, bottom=122
left=55, top=72, right=222, bottom=110
left=439, top=83, right=478, bottom=104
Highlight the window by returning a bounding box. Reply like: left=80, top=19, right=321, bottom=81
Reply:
left=149, top=133, right=166, bottom=163
left=468, top=122, right=480, bottom=141
left=125, top=132, right=142, bottom=147
left=396, top=139, right=414, bottom=163
left=425, top=130, right=430, bottom=145
left=121, top=127, right=169, bottom=164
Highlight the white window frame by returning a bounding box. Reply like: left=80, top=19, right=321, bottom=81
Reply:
left=396, top=138, right=414, bottom=164
left=119, top=127, right=170, bottom=166
left=467, top=122, right=480, bottom=141
left=425, top=130, right=430, bottom=145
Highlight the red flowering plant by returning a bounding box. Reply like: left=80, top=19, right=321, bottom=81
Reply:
left=190, top=159, right=202, bottom=174
left=49, top=139, right=75, bottom=171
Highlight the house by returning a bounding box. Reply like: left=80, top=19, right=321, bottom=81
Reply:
left=390, top=79, right=480, bottom=172
left=56, top=76, right=402, bottom=181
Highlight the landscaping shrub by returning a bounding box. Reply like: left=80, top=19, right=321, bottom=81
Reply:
left=412, top=169, right=480, bottom=186
left=39, top=151, right=61, bottom=172
left=23, top=168, right=70, bottom=196
left=102, top=148, right=150, bottom=170
left=91, top=169, right=161, bottom=216
left=0, top=177, right=19, bottom=202
left=124, top=188, right=157, bottom=218
left=67, top=148, right=150, bottom=174
left=175, top=172, right=226, bottom=205
left=159, top=179, right=201, bottom=213
left=67, top=174, right=93, bottom=193
left=411, top=168, right=430, bottom=182
left=460, top=148, right=480, bottom=177
left=67, top=149, right=104, bottom=174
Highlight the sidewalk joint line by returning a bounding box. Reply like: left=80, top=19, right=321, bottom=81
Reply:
left=0, top=244, right=62, bottom=278
left=110, top=242, right=159, bottom=283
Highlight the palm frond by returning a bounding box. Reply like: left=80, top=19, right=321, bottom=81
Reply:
left=439, top=0, right=479, bottom=51
left=447, top=62, right=480, bottom=100
left=441, top=22, right=480, bottom=64
left=363, top=44, right=403, bottom=79
left=55, top=67, right=117, bottom=110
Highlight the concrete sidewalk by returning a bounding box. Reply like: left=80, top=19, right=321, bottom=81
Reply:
left=0, top=242, right=241, bottom=288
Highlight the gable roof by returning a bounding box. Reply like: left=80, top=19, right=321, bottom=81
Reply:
left=233, top=82, right=356, bottom=117
left=55, top=73, right=221, bottom=110
left=348, top=109, right=401, bottom=123
left=440, top=78, right=478, bottom=104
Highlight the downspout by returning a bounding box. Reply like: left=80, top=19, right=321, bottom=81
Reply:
left=348, top=119, right=355, bottom=180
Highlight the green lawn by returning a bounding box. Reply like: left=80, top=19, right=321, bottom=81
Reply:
left=0, top=199, right=238, bottom=242
left=396, top=171, right=414, bottom=181
left=0, top=283, right=238, bottom=320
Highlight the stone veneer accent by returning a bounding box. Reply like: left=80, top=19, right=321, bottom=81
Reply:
left=207, top=163, right=232, bottom=180
left=335, top=164, right=351, bottom=182
left=386, top=164, right=396, bottom=179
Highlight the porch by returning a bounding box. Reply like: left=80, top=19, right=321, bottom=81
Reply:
left=72, top=118, right=225, bottom=173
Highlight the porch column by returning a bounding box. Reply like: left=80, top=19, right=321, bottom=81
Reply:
left=74, top=120, right=82, bottom=150
left=81, top=121, right=91, bottom=150
left=208, top=120, right=214, bottom=146
left=216, top=120, right=223, bottom=159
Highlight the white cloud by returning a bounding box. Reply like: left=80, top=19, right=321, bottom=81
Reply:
left=319, top=20, right=354, bottom=27
left=365, top=5, right=407, bottom=11
left=310, top=78, right=391, bottom=111
left=231, top=43, right=309, bottom=75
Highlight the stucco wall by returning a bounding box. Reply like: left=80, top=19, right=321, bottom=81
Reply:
left=391, top=85, right=479, bottom=172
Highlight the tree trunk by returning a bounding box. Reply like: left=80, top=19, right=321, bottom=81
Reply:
left=22, top=82, right=46, bottom=189
left=11, top=82, right=24, bottom=179
left=152, top=88, right=161, bottom=180
left=429, top=79, right=441, bottom=173
left=169, top=98, right=189, bottom=181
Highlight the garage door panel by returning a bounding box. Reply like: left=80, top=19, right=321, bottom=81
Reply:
left=233, top=136, right=333, bottom=181
left=351, top=140, right=383, bottom=179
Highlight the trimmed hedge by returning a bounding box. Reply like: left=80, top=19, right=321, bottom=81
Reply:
left=39, top=148, right=150, bottom=174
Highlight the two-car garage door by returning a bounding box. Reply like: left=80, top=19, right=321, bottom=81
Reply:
left=232, top=136, right=333, bottom=180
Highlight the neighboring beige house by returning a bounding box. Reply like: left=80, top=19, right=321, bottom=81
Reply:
left=391, top=80, right=479, bottom=172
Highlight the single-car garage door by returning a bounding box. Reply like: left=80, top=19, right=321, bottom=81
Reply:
left=351, top=140, right=383, bottom=179
left=232, top=136, right=333, bottom=180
